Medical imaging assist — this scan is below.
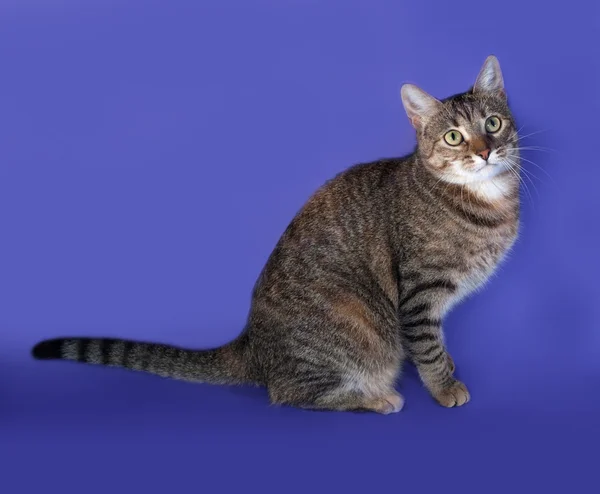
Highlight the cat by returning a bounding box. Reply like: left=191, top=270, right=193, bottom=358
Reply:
left=32, top=55, right=520, bottom=414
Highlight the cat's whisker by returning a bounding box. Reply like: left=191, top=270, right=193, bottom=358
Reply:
left=518, top=170, right=539, bottom=201
left=515, top=129, right=548, bottom=141
left=506, top=129, right=522, bottom=142
left=514, top=146, right=554, bottom=153
left=510, top=171, right=535, bottom=206
left=503, top=156, right=543, bottom=183
left=512, top=165, right=540, bottom=209
left=503, top=158, right=538, bottom=204
left=441, top=178, right=455, bottom=198
left=489, top=178, right=506, bottom=197
left=517, top=165, right=543, bottom=186
left=504, top=146, right=555, bottom=154
left=427, top=173, right=448, bottom=196
left=506, top=153, right=556, bottom=185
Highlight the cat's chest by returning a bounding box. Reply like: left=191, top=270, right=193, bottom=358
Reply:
left=450, top=228, right=517, bottom=303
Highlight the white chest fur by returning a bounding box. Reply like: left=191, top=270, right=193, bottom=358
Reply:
left=444, top=229, right=518, bottom=314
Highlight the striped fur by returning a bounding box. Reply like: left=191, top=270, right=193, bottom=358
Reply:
left=32, top=56, right=520, bottom=413
left=32, top=337, right=248, bottom=384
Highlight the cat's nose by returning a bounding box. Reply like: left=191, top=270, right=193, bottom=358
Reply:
left=477, top=148, right=491, bottom=161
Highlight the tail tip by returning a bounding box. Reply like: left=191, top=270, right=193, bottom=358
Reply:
left=32, top=339, right=62, bottom=360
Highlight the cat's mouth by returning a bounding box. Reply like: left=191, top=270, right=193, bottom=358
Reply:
left=470, top=159, right=509, bottom=181
left=446, top=154, right=514, bottom=184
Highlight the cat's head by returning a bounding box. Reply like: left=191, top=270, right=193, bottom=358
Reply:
left=401, top=56, right=518, bottom=186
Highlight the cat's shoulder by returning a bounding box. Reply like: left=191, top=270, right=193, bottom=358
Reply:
left=328, top=154, right=415, bottom=186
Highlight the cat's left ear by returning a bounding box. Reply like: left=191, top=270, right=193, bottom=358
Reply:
left=473, top=55, right=505, bottom=97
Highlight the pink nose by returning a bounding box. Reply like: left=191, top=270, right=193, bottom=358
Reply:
left=477, top=148, right=491, bottom=160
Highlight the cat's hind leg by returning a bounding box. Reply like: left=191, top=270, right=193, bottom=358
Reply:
left=265, top=293, right=405, bottom=414
left=267, top=353, right=404, bottom=414
left=269, top=385, right=404, bottom=414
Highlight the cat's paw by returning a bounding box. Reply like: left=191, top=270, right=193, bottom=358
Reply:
left=367, top=392, right=405, bottom=414
left=434, top=380, right=470, bottom=408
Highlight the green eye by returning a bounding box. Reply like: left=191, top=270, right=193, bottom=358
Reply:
left=485, top=116, right=502, bottom=133
left=443, top=130, right=463, bottom=146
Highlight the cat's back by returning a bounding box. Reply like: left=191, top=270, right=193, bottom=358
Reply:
left=250, top=156, right=411, bottom=302
left=283, top=156, right=410, bottom=237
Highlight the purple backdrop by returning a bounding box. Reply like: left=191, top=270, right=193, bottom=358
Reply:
left=1, top=1, right=599, bottom=492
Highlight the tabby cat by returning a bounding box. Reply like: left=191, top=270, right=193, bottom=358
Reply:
left=33, top=56, right=520, bottom=413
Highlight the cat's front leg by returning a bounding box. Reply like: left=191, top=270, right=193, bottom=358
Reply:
left=401, top=313, right=469, bottom=407
left=446, top=352, right=456, bottom=374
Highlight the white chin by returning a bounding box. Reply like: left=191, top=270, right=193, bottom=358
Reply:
left=473, top=162, right=506, bottom=181
left=444, top=156, right=513, bottom=186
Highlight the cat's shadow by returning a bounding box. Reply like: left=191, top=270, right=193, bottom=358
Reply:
left=223, top=383, right=269, bottom=403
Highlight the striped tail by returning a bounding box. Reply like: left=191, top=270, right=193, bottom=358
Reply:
left=31, top=337, right=249, bottom=385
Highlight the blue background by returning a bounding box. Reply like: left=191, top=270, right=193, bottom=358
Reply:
left=2, top=1, right=599, bottom=492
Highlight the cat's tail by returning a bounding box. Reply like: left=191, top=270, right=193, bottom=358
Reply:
left=31, top=336, right=251, bottom=385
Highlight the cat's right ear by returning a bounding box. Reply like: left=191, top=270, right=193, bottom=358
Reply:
left=400, top=84, right=442, bottom=130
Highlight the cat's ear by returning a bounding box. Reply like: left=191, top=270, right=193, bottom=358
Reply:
left=400, top=84, right=442, bottom=129
left=473, top=55, right=505, bottom=96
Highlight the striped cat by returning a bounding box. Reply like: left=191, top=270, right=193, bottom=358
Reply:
left=33, top=56, right=520, bottom=413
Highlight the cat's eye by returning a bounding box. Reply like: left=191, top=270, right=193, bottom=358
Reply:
left=485, top=116, right=502, bottom=133
left=443, top=130, right=463, bottom=146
